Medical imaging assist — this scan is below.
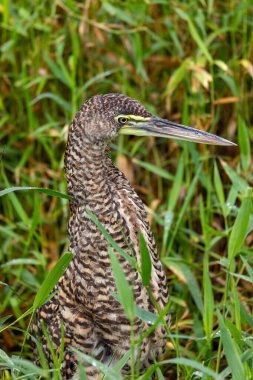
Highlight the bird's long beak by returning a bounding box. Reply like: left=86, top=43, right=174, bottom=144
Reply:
left=119, top=116, right=236, bottom=146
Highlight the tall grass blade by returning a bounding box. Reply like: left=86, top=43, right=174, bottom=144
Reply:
left=167, top=154, right=184, bottom=212
left=163, top=258, right=203, bottom=314
left=72, top=347, right=124, bottom=380
left=109, top=248, right=135, bottom=322
left=139, top=357, right=223, bottom=380
left=203, top=255, right=214, bottom=343
left=133, top=158, right=173, bottom=180
left=104, top=349, right=132, bottom=380
left=214, top=161, right=227, bottom=216
left=228, top=187, right=252, bottom=263
left=31, top=92, right=72, bottom=113
left=164, top=59, right=190, bottom=96
left=85, top=208, right=136, bottom=267
left=139, top=231, right=152, bottom=287
left=238, top=116, right=251, bottom=176
left=218, top=311, right=245, bottom=380
left=0, top=186, right=70, bottom=200
left=175, top=9, right=213, bottom=63
left=33, top=253, right=73, bottom=309
left=220, top=160, right=248, bottom=195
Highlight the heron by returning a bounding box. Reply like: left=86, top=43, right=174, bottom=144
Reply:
left=33, top=93, right=234, bottom=379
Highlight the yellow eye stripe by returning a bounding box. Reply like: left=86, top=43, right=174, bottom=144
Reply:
left=115, top=114, right=151, bottom=123
left=127, top=115, right=151, bottom=121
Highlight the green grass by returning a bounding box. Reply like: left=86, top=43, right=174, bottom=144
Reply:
left=1, top=0, right=253, bottom=378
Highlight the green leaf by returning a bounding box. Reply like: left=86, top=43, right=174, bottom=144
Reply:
left=228, top=188, right=252, bottom=262
left=238, top=116, right=251, bottom=175
left=241, top=256, right=253, bottom=283
left=218, top=311, right=245, bottom=380
left=199, top=195, right=209, bottom=245
left=112, top=292, right=158, bottom=325
left=229, top=271, right=253, bottom=284
left=72, top=347, right=124, bottom=380
left=33, top=253, right=73, bottom=309
left=1, top=181, right=29, bottom=225
left=77, top=70, right=118, bottom=97
left=167, top=165, right=201, bottom=251
left=104, top=349, right=132, bottom=380
left=1, top=258, right=40, bottom=268
left=85, top=208, right=136, bottom=267
left=109, top=248, right=135, bottom=322
left=203, top=255, right=214, bottom=343
left=134, top=301, right=171, bottom=347
left=139, top=357, right=222, bottom=380
left=44, top=52, right=72, bottom=87
left=139, top=231, right=152, bottom=287
left=102, top=3, right=137, bottom=26
left=0, top=186, right=70, bottom=200
left=0, top=349, right=47, bottom=376
left=133, top=158, right=173, bottom=180
left=230, top=277, right=241, bottom=332
left=214, top=161, right=227, bottom=216
left=164, top=59, right=191, bottom=96
left=175, top=9, right=213, bottom=63
left=0, top=315, right=12, bottom=329
left=220, top=160, right=248, bottom=195
left=135, top=305, right=158, bottom=325
left=78, top=361, right=88, bottom=380
left=162, top=154, right=184, bottom=255
left=31, top=92, right=72, bottom=113
left=163, top=258, right=203, bottom=314
left=0, top=349, right=14, bottom=366
left=167, top=154, right=184, bottom=211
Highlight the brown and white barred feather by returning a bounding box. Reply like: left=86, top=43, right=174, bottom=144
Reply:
left=32, top=94, right=169, bottom=379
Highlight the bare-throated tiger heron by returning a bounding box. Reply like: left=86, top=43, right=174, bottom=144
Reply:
left=33, top=94, right=234, bottom=379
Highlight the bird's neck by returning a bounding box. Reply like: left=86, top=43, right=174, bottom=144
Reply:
left=64, top=136, right=114, bottom=203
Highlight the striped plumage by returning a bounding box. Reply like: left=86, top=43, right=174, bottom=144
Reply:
left=33, top=94, right=169, bottom=379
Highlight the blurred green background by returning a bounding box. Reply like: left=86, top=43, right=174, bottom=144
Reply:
left=1, top=0, right=253, bottom=379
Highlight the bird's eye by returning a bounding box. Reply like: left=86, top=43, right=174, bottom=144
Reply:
left=117, top=116, right=129, bottom=124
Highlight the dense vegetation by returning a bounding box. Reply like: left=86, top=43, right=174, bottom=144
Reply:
left=0, top=1, right=253, bottom=379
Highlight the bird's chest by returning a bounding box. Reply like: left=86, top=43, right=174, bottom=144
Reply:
left=69, top=189, right=143, bottom=257
left=68, top=186, right=166, bottom=312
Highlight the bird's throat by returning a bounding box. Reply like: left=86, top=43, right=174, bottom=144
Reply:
left=64, top=136, right=113, bottom=203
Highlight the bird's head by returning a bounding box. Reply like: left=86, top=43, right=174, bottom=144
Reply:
left=71, top=93, right=235, bottom=146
